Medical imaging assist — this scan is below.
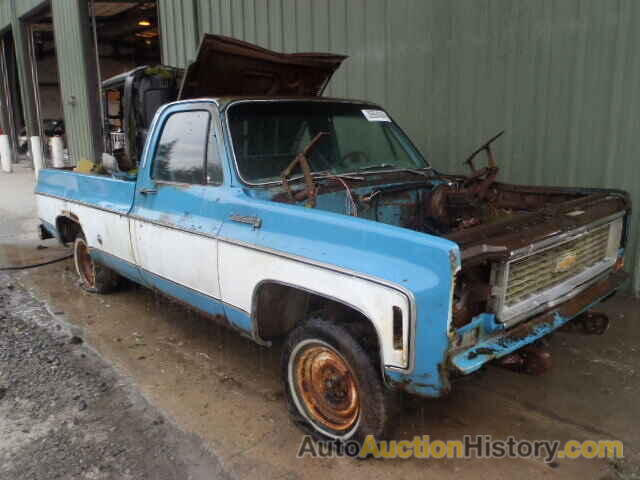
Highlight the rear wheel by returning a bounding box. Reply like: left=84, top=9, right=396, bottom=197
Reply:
left=73, top=233, right=119, bottom=293
left=282, top=317, right=392, bottom=443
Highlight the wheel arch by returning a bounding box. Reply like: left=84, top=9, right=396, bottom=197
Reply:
left=55, top=212, right=82, bottom=244
left=251, top=279, right=385, bottom=368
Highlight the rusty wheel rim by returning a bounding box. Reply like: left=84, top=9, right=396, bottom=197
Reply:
left=291, top=340, right=360, bottom=435
left=75, top=238, right=95, bottom=288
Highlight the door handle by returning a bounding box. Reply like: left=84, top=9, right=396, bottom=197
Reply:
left=140, top=188, right=157, bottom=195
left=230, top=214, right=262, bottom=229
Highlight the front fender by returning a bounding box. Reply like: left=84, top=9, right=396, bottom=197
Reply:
left=216, top=187, right=459, bottom=384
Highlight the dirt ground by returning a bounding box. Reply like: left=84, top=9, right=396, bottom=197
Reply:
left=0, top=272, right=227, bottom=480
left=2, top=165, right=640, bottom=479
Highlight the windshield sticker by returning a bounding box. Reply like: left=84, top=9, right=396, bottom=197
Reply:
left=362, top=109, right=391, bottom=122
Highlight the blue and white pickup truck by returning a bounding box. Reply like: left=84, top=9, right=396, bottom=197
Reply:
left=36, top=36, right=630, bottom=442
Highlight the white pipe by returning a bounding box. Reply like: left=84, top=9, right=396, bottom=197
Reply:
left=50, top=136, right=65, bottom=168
left=30, top=136, right=44, bottom=178
left=0, top=134, right=12, bottom=173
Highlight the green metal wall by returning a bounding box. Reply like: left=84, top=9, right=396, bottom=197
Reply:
left=0, top=1, right=10, bottom=30
left=51, top=0, right=101, bottom=163
left=160, top=0, right=640, bottom=295
left=158, top=0, right=199, bottom=69
left=15, top=0, right=46, bottom=18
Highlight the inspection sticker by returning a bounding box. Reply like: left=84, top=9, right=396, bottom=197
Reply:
left=362, top=109, right=391, bottom=122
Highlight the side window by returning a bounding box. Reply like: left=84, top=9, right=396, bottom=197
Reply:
left=152, top=111, right=210, bottom=184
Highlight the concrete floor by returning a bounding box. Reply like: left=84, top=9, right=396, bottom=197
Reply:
left=1, top=165, right=640, bottom=479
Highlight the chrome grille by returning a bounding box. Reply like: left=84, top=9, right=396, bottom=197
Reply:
left=505, top=224, right=610, bottom=306
left=491, top=216, right=623, bottom=326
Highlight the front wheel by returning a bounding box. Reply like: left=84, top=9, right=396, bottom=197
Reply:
left=73, top=233, right=119, bottom=293
left=282, top=318, right=392, bottom=443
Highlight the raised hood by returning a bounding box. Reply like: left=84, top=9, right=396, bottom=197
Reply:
left=178, top=34, right=347, bottom=99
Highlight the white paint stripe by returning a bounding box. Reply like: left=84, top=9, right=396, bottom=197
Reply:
left=219, top=241, right=409, bottom=368
left=131, top=219, right=221, bottom=300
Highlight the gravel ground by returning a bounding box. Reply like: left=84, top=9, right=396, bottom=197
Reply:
left=0, top=272, right=228, bottom=480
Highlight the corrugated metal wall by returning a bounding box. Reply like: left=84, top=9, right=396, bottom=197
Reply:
left=51, top=0, right=101, bottom=163
left=158, top=0, right=199, bottom=69
left=0, top=1, right=11, bottom=30
left=165, top=0, right=640, bottom=295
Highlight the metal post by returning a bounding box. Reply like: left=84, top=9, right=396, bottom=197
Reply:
left=10, top=0, right=39, bottom=152
left=51, top=0, right=103, bottom=164
left=0, top=36, right=15, bottom=172
left=26, top=23, right=45, bottom=167
left=30, top=135, right=43, bottom=178
left=0, top=135, right=11, bottom=173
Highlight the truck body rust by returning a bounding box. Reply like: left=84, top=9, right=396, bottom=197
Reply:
left=266, top=132, right=630, bottom=335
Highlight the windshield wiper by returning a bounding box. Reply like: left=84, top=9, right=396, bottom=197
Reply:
left=311, top=171, right=365, bottom=181
left=353, top=164, right=433, bottom=178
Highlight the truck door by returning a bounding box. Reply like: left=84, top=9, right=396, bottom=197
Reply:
left=130, top=102, right=226, bottom=317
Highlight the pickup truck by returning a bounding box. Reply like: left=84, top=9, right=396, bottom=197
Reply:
left=35, top=35, right=630, bottom=443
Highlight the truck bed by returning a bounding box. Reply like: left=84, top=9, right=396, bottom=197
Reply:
left=35, top=169, right=136, bottom=215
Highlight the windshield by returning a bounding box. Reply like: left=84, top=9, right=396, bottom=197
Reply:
left=227, top=101, right=429, bottom=183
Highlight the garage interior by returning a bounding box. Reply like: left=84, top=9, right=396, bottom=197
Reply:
left=1, top=1, right=160, bottom=166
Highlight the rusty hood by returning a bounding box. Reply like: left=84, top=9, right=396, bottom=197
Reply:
left=178, top=34, right=347, bottom=99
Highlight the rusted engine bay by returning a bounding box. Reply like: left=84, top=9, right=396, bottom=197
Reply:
left=270, top=169, right=629, bottom=329
left=267, top=127, right=629, bottom=330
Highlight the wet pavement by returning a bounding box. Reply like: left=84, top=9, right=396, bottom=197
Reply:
left=1, top=165, right=640, bottom=479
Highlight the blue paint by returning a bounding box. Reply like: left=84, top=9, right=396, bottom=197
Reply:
left=216, top=186, right=458, bottom=397
left=140, top=268, right=226, bottom=319
left=89, top=249, right=147, bottom=285
left=456, top=313, right=505, bottom=338
left=450, top=281, right=623, bottom=375
left=451, top=317, right=568, bottom=375
left=36, top=168, right=136, bottom=214
left=92, top=249, right=234, bottom=329
left=223, top=302, right=254, bottom=333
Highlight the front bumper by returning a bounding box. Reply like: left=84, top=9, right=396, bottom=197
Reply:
left=450, top=270, right=629, bottom=375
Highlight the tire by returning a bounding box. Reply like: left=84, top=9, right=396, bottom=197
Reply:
left=73, top=232, right=119, bottom=293
left=282, top=317, right=392, bottom=444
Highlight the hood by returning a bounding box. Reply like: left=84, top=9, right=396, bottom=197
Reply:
left=178, top=34, right=347, bottom=99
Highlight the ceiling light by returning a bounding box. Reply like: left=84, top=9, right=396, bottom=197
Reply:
left=137, top=19, right=152, bottom=27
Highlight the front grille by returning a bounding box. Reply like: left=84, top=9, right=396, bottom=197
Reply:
left=491, top=216, right=623, bottom=325
left=505, top=224, right=610, bottom=306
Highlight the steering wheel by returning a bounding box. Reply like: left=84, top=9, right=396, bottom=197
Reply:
left=341, top=151, right=370, bottom=168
